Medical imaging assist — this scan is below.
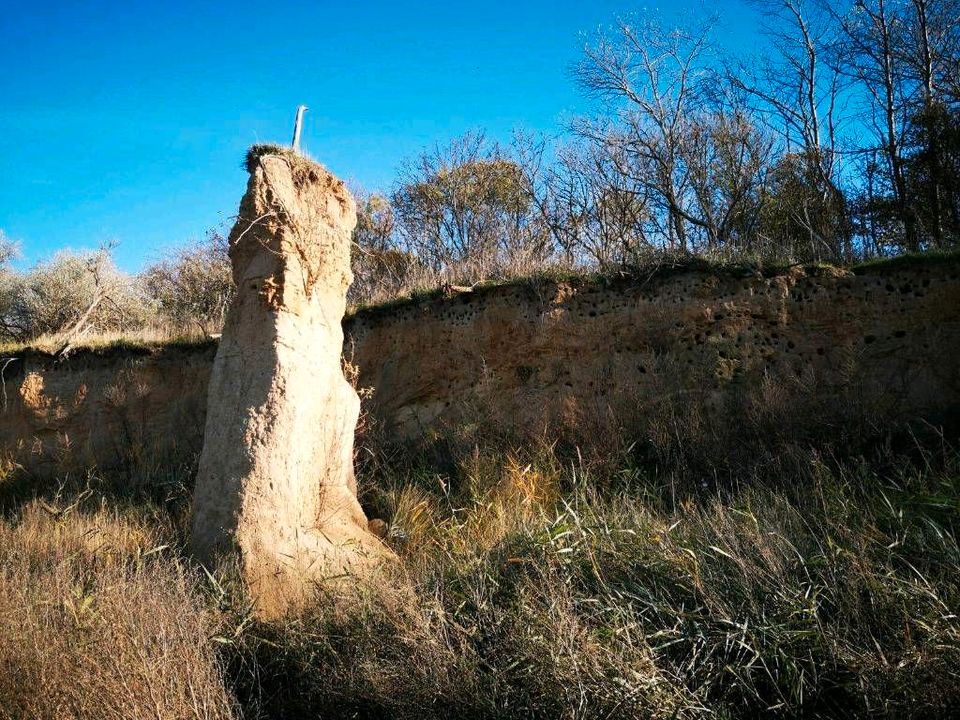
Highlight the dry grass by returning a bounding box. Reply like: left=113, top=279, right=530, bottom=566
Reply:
left=0, top=438, right=956, bottom=719
left=217, top=435, right=959, bottom=719
left=0, top=497, right=236, bottom=720
left=0, top=324, right=213, bottom=357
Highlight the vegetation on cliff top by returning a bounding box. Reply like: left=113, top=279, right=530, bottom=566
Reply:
left=244, top=143, right=333, bottom=182
left=344, top=248, right=960, bottom=321
left=1, top=245, right=957, bottom=358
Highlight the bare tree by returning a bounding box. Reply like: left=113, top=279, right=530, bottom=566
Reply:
left=899, top=0, right=960, bottom=244
left=726, top=0, right=851, bottom=259
left=899, top=0, right=960, bottom=103
left=831, top=0, right=917, bottom=249
left=508, top=131, right=576, bottom=266
left=533, top=139, right=653, bottom=267
left=735, top=1, right=841, bottom=168
left=349, top=189, right=422, bottom=305
left=574, top=16, right=772, bottom=254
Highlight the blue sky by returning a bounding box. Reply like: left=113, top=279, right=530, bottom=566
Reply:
left=0, top=0, right=755, bottom=271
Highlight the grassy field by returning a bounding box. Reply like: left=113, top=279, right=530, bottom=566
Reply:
left=0, top=423, right=957, bottom=719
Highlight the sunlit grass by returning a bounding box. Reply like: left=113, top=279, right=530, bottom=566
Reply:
left=0, top=324, right=215, bottom=357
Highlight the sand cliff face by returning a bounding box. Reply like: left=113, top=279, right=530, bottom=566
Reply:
left=2, top=259, right=959, bottom=480
left=0, top=346, right=215, bottom=478
left=345, top=262, right=960, bottom=445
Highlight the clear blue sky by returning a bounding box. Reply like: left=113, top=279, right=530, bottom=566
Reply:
left=0, top=0, right=755, bottom=271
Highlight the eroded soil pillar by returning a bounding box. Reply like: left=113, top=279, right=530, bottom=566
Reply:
left=191, top=146, right=389, bottom=615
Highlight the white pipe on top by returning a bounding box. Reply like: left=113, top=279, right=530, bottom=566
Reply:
left=292, top=105, right=308, bottom=152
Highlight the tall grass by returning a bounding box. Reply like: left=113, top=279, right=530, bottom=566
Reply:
left=0, top=495, right=235, bottom=720
left=0, top=429, right=956, bottom=718
left=225, top=440, right=960, bottom=719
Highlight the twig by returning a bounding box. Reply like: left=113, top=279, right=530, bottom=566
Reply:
left=55, top=286, right=104, bottom=358
left=232, top=211, right=277, bottom=246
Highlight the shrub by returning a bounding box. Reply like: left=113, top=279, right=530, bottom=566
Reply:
left=0, top=232, right=22, bottom=340
left=0, top=248, right=153, bottom=343
left=141, top=232, right=233, bottom=333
